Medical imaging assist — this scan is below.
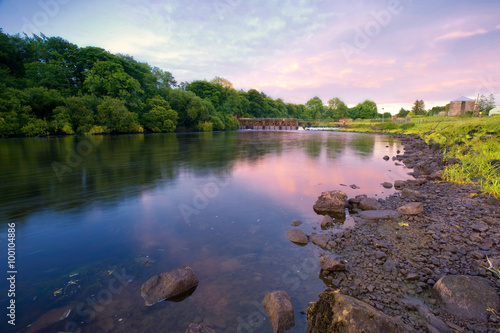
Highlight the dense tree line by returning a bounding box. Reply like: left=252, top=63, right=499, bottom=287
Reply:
left=0, top=31, right=379, bottom=136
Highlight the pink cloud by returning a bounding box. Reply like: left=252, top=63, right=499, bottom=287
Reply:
left=436, top=28, right=488, bottom=40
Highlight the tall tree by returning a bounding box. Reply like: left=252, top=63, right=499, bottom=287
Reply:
left=305, top=96, right=324, bottom=119
left=412, top=100, right=426, bottom=115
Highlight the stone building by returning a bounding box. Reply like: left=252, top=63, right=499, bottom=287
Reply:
left=449, top=96, right=475, bottom=116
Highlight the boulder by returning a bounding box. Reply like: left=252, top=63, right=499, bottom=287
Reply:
left=358, top=197, right=382, bottom=210
left=286, top=229, right=309, bottom=245
left=320, top=256, right=345, bottom=272
left=382, top=182, right=393, bottom=189
left=310, top=234, right=331, bottom=249
left=141, top=266, right=199, bottom=306
left=186, top=323, right=216, bottom=333
left=263, top=291, right=295, bottom=333
left=433, top=275, right=500, bottom=322
left=307, top=292, right=416, bottom=333
left=398, top=202, right=424, bottom=215
left=313, top=191, right=347, bottom=215
left=321, top=215, right=334, bottom=229
left=359, top=210, right=401, bottom=220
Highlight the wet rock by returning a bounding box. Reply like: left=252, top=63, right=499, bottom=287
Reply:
left=383, top=155, right=390, bottom=161
left=186, top=323, right=216, bottom=333
left=433, top=275, right=500, bottom=322
left=394, top=180, right=406, bottom=189
left=375, top=251, right=386, bottom=259
left=321, top=215, right=333, bottom=229
left=382, top=182, right=393, bottom=189
left=359, top=197, right=382, bottom=210
left=359, top=210, right=401, bottom=220
left=291, top=220, right=302, bottom=226
left=310, top=234, right=331, bottom=249
left=307, top=292, right=416, bottom=333
left=401, top=188, right=422, bottom=199
left=313, top=191, right=347, bottom=215
left=141, top=265, right=199, bottom=306
left=286, top=229, right=309, bottom=245
left=320, top=255, right=346, bottom=272
left=263, top=291, right=295, bottom=333
left=350, top=184, right=360, bottom=189
left=414, top=162, right=432, bottom=176
left=398, top=202, right=424, bottom=215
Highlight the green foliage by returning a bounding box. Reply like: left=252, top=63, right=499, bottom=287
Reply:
left=349, top=100, right=378, bottom=119
left=412, top=99, right=426, bottom=115
left=196, top=121, right=213, bottom=132
left=305, top=96, right=324, bottom=119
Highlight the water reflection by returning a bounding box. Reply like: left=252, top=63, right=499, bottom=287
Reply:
left=0, top=131, right=411, bottom=332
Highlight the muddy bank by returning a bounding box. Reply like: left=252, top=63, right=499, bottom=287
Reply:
left=307, top=133, right=500, bottom=332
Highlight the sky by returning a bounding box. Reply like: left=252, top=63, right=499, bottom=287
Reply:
left=1, top=0, right=500, bottom=114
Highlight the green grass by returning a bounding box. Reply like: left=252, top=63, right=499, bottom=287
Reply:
left=340, top=117, right=500, bottom=197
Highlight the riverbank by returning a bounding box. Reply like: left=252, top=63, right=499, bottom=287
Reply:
left=305, top=132, right=500, bottom=332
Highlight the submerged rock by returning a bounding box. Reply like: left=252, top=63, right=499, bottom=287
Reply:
left=307, top=291, right=416, bottom=333
left=382, top=182, right=393, bottom=189
left=313, top=191, right=347, bottom=215
left=263, top=291, right=295, bottom=333
left=310, top=234, right=331, bottom=249
left=398, top=202, right=424, bottom=215
left=141, top=265, right=199, bottom=306
left=286, top=229, right=309, bottom=245
left=26, top=305, right=73, bottom=333
left=291, top=220, right=302, bottom=226
left=433, top=275, right=500, bottom=322
left=185, top=323, right=216, bottom=333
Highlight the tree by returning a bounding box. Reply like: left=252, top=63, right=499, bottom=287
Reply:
left=396, top=108, right=409, bottom=117
left=476, top=94, right=495, bottom=115
left=96, top=97, right=141, bottom=133
left=305, top=96, right=324, bottom=119
left=349, top=100, right=378, bottom=119
left=326, top=97, right=349, bottom=119
left=142, top=96, right=178, bottom=132
left=412, top=100, right=426, bottom=115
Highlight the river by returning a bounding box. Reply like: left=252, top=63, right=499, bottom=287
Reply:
left=0, top=130, right=411, bottom=332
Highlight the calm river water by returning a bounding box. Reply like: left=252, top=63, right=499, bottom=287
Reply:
left=0, top=130, right=411, bottom=332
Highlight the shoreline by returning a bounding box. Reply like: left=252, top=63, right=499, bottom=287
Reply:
left=305, top=132, right=500, bottom=332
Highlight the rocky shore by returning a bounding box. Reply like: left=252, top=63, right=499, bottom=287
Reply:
left=305, top=134, right=500, bottom=332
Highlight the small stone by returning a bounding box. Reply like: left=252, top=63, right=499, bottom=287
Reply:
left=290, top=220, right=302, bottom=226
left=321, top=215, right=333, bottom=229
left=471, top=224, right=489, bottom=232
left=383, top=155, right=390, bottom=161
left=382, top=182, right=393, bottom=189
left=398, top=202, right=424, bottom=215
left=375, top=251, right=387, bottom=259
left=310, top=234, right=331, bottom=249
left=320, top=256, right=346, bottom=272
left=359, top=197, right=382, bottom=210
left=406, top=273, right=419, bottom=281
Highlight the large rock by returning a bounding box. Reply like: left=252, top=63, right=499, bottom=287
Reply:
left=310, top=234, right=331, bottom=249
left=394, top=180, right=406, bottom=189
left=186, top=323, right=216, bottom=333
left=286, top=229, right=309, bottom=245
left=359, top=210, right=401, bottom=220
left=141, top=265, right=199, bottom=306
left=263, top=291, right=295, bottom=333
left=320, top=255, right=345, bottom=272
left=307, top=292, right=416, bottom=333
left=397, top=202, right=424, bottom=215
left=358, top=197, right=382, bottom=210
left=313, top=191, right=347, bottom=215
left=433, top=275, right=500, bottom=322
left=401, top=188, right=422, bottom=199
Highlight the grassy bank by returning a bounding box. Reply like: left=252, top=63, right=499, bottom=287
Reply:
left=339, top=117, right=500, bottom=197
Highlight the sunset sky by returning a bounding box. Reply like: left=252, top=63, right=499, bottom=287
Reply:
left=1, top=0, right=499, bottom=114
